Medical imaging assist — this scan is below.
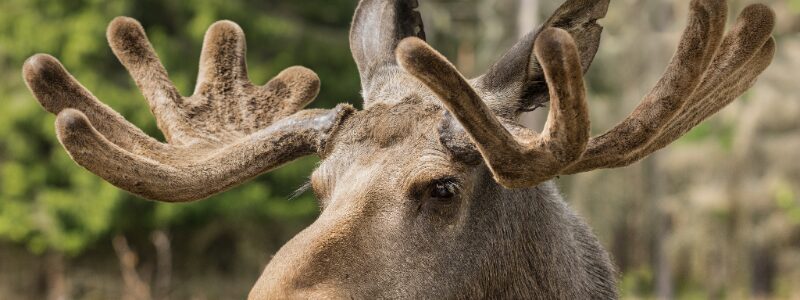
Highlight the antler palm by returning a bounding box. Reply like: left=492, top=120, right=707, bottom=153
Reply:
left=23, top=17, right=352, bottom=201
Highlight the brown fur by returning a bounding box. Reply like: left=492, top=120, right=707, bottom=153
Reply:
left=250, top=102, right=615, bottom=299
left=22, top=0, right=775, bottom=299
left=476, top=0, right=609, bottom=117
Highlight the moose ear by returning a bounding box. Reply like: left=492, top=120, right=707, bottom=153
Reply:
left=476, top=0, right=610, bottom=118
left=350, top=0, right=426, bottom=103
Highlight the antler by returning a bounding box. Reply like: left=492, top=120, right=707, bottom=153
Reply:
left=398, top=0, right=775, bottom=188
left=563, top=3, right=775, bottom=174
left=23, top=17, right=354, bottom=201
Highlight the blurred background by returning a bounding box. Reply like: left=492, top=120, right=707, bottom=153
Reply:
left=0, top=0, right=797, bottom=299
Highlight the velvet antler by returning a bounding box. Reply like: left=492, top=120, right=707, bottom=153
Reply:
left=399, top=0, right=775, bottom=188
left=24, top=18, right=353, bottom=201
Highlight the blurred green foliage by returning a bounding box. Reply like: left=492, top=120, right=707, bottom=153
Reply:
left=775, top=180, right=800, bottom=225
left=0, top=0, right=360, bottom=256
left=790, top=0, right=800, bottom=12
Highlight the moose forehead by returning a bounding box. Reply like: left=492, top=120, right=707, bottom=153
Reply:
left=313, top=98, right=462, bottom=194
left=330, top=97, right=445, bottom=150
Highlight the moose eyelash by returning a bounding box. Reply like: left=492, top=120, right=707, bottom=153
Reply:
left=412, top=176, right=461, bottom=198
left=289, top=180, right=313, bottom=201
left=434, top=177, right=460, bottom=190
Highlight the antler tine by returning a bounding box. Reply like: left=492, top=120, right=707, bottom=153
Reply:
left=564, top=0, right=727, bottom=170
left=637, top=38, right=775, bottom=158
left=54, top=108, right=348, bottom=202
left=22, top=54, right=174, bottom=160
left=193, top=20, right=322, bottom=132
left=196, top=21, right=249, bottom=95
left=579, top=33, right=776, bottom=172
left=24, top=17, right=354, bottom=202
left=564, top=2, right=775, bottom=174
left=398, top=28, right=589, bottom=187
left=107, top=17, right=185, bottom=144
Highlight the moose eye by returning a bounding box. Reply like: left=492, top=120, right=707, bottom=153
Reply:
left=428, top=179, right=458, bottom=201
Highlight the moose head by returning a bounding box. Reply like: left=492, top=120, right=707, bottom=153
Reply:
left=23, top=0, right=775, bottom=298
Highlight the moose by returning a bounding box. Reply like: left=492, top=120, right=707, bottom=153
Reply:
left=23, top=0, right=775, bottom=298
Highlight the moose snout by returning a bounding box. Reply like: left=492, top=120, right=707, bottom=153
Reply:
left=248, top=208, right=370, bottom=299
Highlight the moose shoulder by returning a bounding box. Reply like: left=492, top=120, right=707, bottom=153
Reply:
left=23, top=0, right=775, bottom=298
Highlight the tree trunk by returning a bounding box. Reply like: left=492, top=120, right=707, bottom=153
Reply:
left=151, top=230, right=172, bottom=300
left=113, top=235, right=152, bottom=300
left=648, top=155, right=673, bottom=300
left=44, top=251, right=68, bottom=300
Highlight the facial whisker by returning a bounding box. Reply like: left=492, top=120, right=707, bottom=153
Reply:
left=289, top=180, right=312, bottom=201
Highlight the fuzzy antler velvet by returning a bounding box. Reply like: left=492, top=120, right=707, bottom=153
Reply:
left=23, top=17, right=354, bottom=202
left=399, top=0, right=775, bottom=188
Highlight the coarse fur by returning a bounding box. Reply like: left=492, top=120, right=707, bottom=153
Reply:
left=250, top=100, right=616, bottom=298
left=22, top=0, right=775, bottom=299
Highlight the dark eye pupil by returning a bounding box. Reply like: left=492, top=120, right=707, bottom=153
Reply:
left=431, top=183, right=455, bottom=199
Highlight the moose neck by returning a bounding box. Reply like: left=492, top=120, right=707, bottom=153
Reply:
left=472, top=173, right=618, bottom=298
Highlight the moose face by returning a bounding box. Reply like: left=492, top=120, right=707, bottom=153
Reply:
left=249, top=101, right=616, bottom=299
left=250, top=100, right=488, bottom=297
